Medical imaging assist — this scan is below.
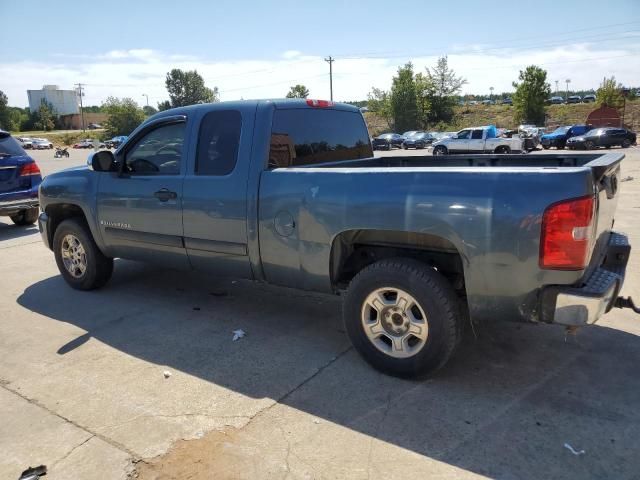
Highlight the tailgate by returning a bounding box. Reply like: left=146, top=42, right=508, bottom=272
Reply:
left=586, top=153, right=624, bottom=270
left=0, top=157, right=22, bottom=194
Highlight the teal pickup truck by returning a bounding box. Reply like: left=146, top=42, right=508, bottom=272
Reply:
left=37, top=99, right=634, bottom=377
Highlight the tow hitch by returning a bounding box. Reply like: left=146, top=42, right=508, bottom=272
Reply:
left=614, top=297, right=640, bottom=314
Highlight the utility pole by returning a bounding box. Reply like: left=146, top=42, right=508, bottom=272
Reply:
left=489, top=86, right=494, bottom=101
left=324, top=56, right=334, bottom=101
left=555, top=80, right=559, bottom=94
left=75, top=83, right=85, bottom=132
left=142, top=93, right=149, bottom=107
left=565, top=78, right=571, bottom=102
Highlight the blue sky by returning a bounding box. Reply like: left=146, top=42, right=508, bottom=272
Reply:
left=1, top=0, right=639, bottom=106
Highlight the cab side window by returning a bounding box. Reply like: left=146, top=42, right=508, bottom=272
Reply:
left=471, top=130, right=483, bottom=139
left=196, top=110, right=242, bottom=175
left=125, top=123, right=185, bottom=175
left=456, top=130, right=471, bottom=139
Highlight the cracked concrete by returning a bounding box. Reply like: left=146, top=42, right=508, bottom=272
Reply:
left=2, top=147, right=640, bottom=479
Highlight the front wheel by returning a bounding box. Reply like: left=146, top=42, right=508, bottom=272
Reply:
left=53, top=219, right=114, bottom=290
left=495, top=146, right=511, bottom=154
left=585, top=140, right=595, bottom=150
left=433, top=145, right=448, bottom=156
left=622, top=139, right=631, bottom=148
left=10, top=208, right=39, bottom=226
left=557, top=144, right=565, bottom=150
left=343, top=259, right=463, bottom=378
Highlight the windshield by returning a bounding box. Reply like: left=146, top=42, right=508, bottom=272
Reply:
left=0, top=133, right=27, bottom=157
left=552, top=127, right=570, bottom=134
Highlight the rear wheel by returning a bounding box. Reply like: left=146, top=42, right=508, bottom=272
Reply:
left=495, top=145, right=511, bottom=154
left=53, top=219, right=113, bottom=290
left=433, top=145, right=448, bottom=156
left=10, top=208, right=38, bottom=226
left=622, top=139, right=631, bottom=148
left=343, top=259, right=463, bottom=378
left=585, top=140, right=595, bottom=150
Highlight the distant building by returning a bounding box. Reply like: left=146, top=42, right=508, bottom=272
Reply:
left=27, top=85, right=79, bottom=115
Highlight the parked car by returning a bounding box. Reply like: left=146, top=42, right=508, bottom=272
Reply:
left=481, top=99, right=495, bottom=105
left=17, top=137, right=33, bottom=149
left=402, top=132, right=434, bottom=149
left=105, top=136, right=128, bottom=149
left=372, top=133, right=404, bottom=150
left=540, top=124, right=592, bottom=149
left=432, top=126, right=523, bottom=154
left=87, top=123, right=103, bottom=130
left=36, top=99, right=634, bottom=378
left=73, top=139, right=102, bottom=149
left=0, top=130, right=42, bottom=225
left=32, top=138, right=53, bottom=149
left=549, top=96, right=564, bottom=104
left=501, top=98, right=513, bottom=105
left=582, top=94, right=596, bottom=103
left=567, top=127, right=636, bottom=150
left=567, top=95, right=582, bottom=104
left=401, top=131, right=421, bottom=139
left=467, top=100, right=479, bottom=106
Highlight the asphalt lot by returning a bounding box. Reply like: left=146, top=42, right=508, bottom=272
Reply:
left=1, top=146, right=639, bottom=479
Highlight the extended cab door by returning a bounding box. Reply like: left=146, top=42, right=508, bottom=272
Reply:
left=448, top=130, right=471, bottom=152
left=181, top=106, right=255, bottom=278
left=96, top=115, right=189, bottom=268
left=467, top=129, right=485, bottom=152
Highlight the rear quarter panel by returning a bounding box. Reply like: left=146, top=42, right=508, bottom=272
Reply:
left=259, top=166, right=596, bottom=323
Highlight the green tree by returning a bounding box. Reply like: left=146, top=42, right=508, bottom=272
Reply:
left=425, top=56, right=466, bottom=125
left=142, top=105, right=158, bottom=116
left=414, top=72, right=433, bottom=129
left=390, top=62, right=417, bottom=133
left=157, top=100, right=172, bottom=112
left=34, top=99, right=56, bottom=131
left=367, top=87, right=393, bottom=129
left=0, top=90, right=10, bottom=130
left=165, top=69, right=218, bottom=107
left=286, top=84, right=310, bottom=98
left=102, top=97, right=145, bottom=137
left=512, top=65, right=551, bottom=125
left=596, top=76, right=624, bottom=109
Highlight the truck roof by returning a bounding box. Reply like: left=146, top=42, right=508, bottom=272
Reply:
left=149, top=98, right=361, bottom=121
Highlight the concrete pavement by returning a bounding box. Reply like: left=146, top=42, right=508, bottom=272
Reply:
left=0, top=147, right=639, bottom=479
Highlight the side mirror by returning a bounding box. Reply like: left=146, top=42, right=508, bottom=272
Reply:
left=90, top=150, right=117, bottom=172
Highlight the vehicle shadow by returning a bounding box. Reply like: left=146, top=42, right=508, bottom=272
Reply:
left=16, top=261, right=640, bottom=479
left=0, top=221, right=39, bottom=241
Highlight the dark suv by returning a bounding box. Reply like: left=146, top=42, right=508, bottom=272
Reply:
left=0, top=131, right=42, bottom=225
left=372, top=133, right=403, bottom=150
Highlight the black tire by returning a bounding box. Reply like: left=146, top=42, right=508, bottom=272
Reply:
left=622, top=139, right=631, bottom=148
left=402, top=143, right=408, bottom=150
left=433, top=145, right=448, bottom=156
left=10, top=207, right=39, bottom=226
left=495, top=146, right=511, bottom=154
left=53, top=218, right=113, bottom=290
left=585, top=140, right=595, bottom=150
left=542, top=145, right=550, bottom=150
left=557, top=143, right=565, bottom=150
left=343, top=258, right=463, bottom=378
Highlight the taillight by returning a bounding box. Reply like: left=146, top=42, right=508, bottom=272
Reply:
left=306, top=99, right=333, bottom=108
left=19, top=162, right=41, bottom=176
left=540, top=196, right=595, bottom=270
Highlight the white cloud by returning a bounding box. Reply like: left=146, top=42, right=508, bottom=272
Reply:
left=2, top=44, right=639, bottom=108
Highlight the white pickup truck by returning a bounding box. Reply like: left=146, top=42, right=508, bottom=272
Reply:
left=432, top=126, right=523, bottom=155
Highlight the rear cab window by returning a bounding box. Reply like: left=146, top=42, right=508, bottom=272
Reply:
left=196, top=110, right=242, bottom=175
left=268, top=108, right=373, bottom=168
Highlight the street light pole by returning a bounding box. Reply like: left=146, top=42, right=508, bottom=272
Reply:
left=565, top=79, right=571, bottom=102
left=142, top=94, right=149, bottom=107
left=489, top=86, right=494, bottom=102
left=555, top=80, right=559, bottom=95
left=75, top=83, right=85, bottom=132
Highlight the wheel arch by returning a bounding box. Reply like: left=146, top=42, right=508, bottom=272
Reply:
left=45, top=203, right=97, bottom=251
left=330, top=229, right=467, bottom=296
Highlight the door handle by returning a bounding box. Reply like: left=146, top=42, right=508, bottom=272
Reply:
left=154, top=188, right=177, bottom=202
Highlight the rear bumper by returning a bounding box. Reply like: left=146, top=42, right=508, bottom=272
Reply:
left=540, top=232, right=630, bottom=325
left=0, top=196, right=39, bottom=216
